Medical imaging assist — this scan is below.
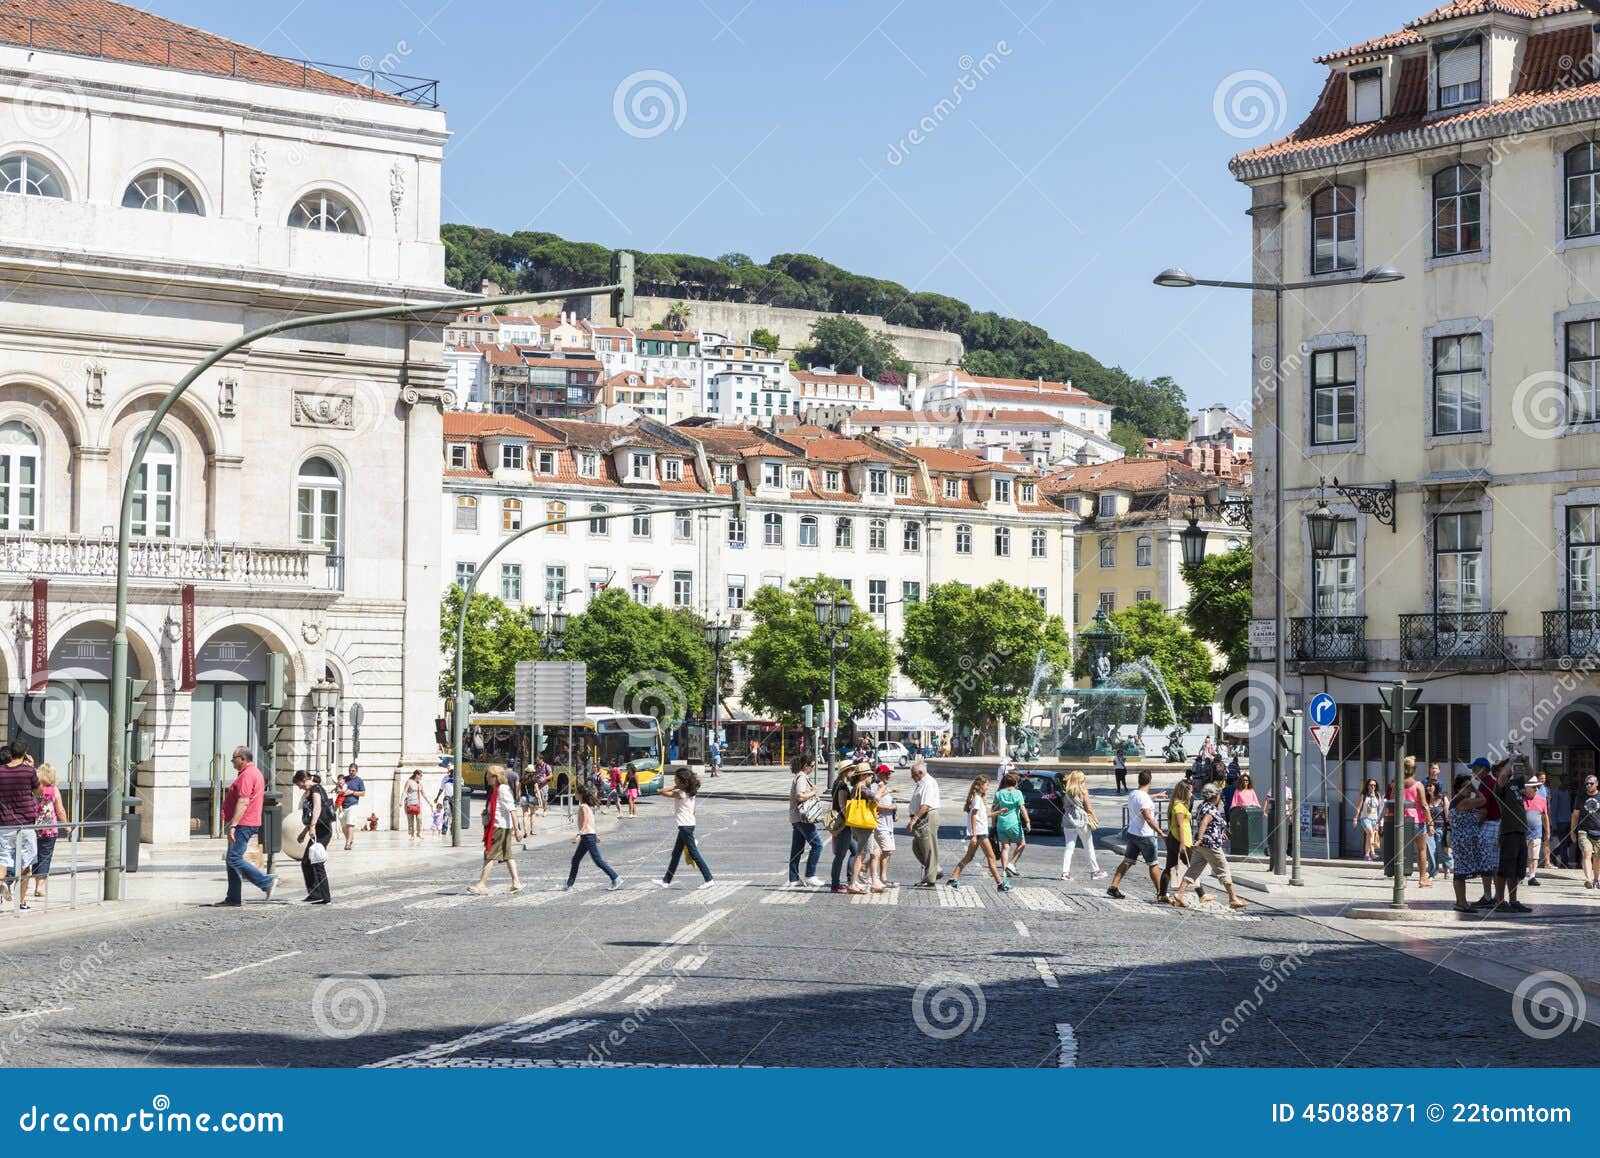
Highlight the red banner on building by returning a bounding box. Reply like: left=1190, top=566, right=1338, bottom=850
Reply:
left=29, top=578, right=47, bottom=691
left=179, top=583, right=197, bottom=692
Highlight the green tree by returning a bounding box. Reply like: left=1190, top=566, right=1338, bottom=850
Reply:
left=438, top=587, right=538, bottom=707
left=794, top=316, right=908, bottom=379
left=662, top=300, right=693, bottom=330
left=1073, top=602, right=1215, bottom=728
left=749, top=327, right=781, bottom=354
left=734, top=576, right=891, bottom=724
left=898, top=582, right=1071, bottom=733
left=1183, top=547, right=1252, bottom=678
left=561, top=588, right=712, bottom=722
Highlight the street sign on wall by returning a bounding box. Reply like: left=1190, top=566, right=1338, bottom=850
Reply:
left=515, top=661, right=588, bottom=725
left=1248, top=619, right=1275, bottom=653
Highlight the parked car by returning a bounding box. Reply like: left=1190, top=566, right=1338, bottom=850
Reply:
left=1014, top=773, right=1065, bottom=837
left=875, top=740, right=913, bottom=767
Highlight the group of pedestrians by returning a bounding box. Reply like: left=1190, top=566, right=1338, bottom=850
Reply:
left=1107, top=769, right=1248, bottom=910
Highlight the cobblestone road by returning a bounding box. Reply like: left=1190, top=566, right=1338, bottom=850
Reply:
left=4, top=790, right=1596, bottom=1068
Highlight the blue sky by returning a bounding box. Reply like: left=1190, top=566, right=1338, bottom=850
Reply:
left=155, top=0, right=1416, bottom=411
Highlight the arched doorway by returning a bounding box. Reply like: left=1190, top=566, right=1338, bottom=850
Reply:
left=189, top=625, right=276, bottom=837
left=11, top=623, right=146, bottom=830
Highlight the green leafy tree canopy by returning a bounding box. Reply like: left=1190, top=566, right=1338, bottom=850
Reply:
left=795, top=316, right=908, bottom=380
left=561, top=588, right=712, bottom=723
left=1073, top=602, right=1215, bottom=729
left=1183, top=547, right=1251, bottom=678
left=733, top=576, right=891, bottom=724
left=749, top=327, right=781, bottom=354
left=439, top=587, right=538, bottom=707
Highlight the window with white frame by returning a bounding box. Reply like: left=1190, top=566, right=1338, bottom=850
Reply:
left=579, top=452, right=599, bottom=477
left=131, top=430, right=177, bottom=538
left=893, top=474, right=910, bottom=496
left=1436, top=38, right=1482, bottom=110
left=1135, top=535, right=1153, bottom=567
left=1098, top=591, right=1116, bottom=614
left=955, top=523, right=972, bottom=555
left=728, top=516, right=745, bottom=546
left=1099, top=536, right=1116, bottom=568
left=1568, top=320, right=1600, bottom=426
left=448, top=443, right=469, bottom=470
left=1433, top=332, right=1484, bottom=435
left=903, top=580, right=921, bottom=604
left=0, top=153, right=64, bottom=198
left=631, top=572, right=653, bottom=605
left=1097, top=494, right=1117, bottom=518
left=1019, top=482, right=1035, bottom=504
left=868, top=579, right=887, bottom=615
left=799, top=515, right=819, bottom=547
left=632, top=507, right=652, bottom=538
left=718, top=463, right=735, bottom=485
left=0, top=421, right=40, bottom=533
left=763, top=512, right=784, bottom=545
left=587, top=567, right=609, bottom=598
left=546, top=500, right=567, bottom=534
left=1351, top=70, right=1382, bottom=123
left=589, top=503, right=609, bottom=536
left=835, top=517, right=853, bottom=549
left=1569, top=506, right=1600, bottom=610
left=825, top=469, right=842, bottom=491
left=1311, top=347, right=1358, bottom=445
left=501, top=563, right=522, bottom=602
left=1434, top=511, right=1484, bottom=614
left=727, top=575, right=746, bottom=610
left=1031, top=528, right=1048, bottom=559
left=631, top=452, right=653, bottom=481
left=1310, top=185, right=1357, bottom=274
left=1031, top=587, right=1049, bottom=610
left=1314, top=518, right=1358, bottom=615
left=500, top=443, right=525, bottom=471
left=672, top=571, right=693, bottom=607
left=537, top=450, right=556, bottom=475
left=674, top=510, right=694, bottom=540
left=903, top=521, right=922, bottom=552
left=501, top=497, right=522, bottom=533
left=763, top=462, right=783, bottom=488
left=790, top=469, right=807, bottom=490
left=455, top=495, right=478, bottom=531
left=1568, top=144, right=1600, bottom=240
left=868, top=469, right=888, bottom=496
left=944, top=477, right=961, bottom=500
left=992, top=477, right=1012, bottom=503
left=664, top=458, right=683, bottom=482
left=1135, top=588, right=1153, bottom=604
left=454, top=561, right=476, bottom=588
left=295, top=455, right=342, bottom=565
left=1433, top=165, right=1482, bottom=257
left=288, top=189, right=362, bottom=234
left=994, top=526, right=1011, bottom=557
left=546, top=565, right=568, bottom=605
left=869, top=518, right=887, bottom=551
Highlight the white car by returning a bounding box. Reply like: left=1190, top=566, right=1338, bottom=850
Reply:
left=875, top=741, right=913, bottom=767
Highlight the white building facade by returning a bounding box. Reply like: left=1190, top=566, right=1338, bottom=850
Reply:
left=0, top=2, right=452, bottom=843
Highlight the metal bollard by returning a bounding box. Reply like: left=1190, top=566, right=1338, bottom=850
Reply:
left=123, top=795, right=144, bottom=874
left=261, top=789, right=283, bottom=874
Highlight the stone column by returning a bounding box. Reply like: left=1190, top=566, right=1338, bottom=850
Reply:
left=397, top=365, right=452, bottom=793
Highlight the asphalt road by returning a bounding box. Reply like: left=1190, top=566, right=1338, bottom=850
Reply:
left=3, top=788, right=1596, bottom=1068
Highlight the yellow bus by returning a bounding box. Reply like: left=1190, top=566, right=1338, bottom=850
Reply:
left=459, top=708, right=666, bottom=798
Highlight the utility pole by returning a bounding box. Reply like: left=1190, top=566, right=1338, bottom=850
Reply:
left=1379, top=680, right=1422, bottom=909
left=1278, top=709, right=1304, bottom=887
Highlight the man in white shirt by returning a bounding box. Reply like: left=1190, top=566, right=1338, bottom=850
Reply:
left=907, top=760, right=942, bottom=888
left=1108, top=769, right=1166, bottom=900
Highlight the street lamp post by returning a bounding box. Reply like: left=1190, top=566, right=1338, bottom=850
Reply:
left=1154, top=263, right=1403, bottom=876
left=814, top=594, right=853, bottom=787
left=702, top=617, right=733, bottom=776
left=103, top=264, right=637, bottom=900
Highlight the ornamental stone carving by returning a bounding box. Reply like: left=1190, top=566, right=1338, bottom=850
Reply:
left=249, top=141, right=267, bottom=218
left=389, top=157, right=406, bottom=229
left=291, top=390, right=355, bottom=429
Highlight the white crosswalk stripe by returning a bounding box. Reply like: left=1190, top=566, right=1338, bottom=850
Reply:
left=936, top=887, right=984, bottom=909
left=1033, top=957, right=1060, bottom=988
left=761, top=888, right=818, bottom=904
left=408, top=893, right=483, bottom=911
left=584, top=886, right=653, bottom=906
left=341, top=884, right=448, bottom=911
left=851, top=887, right=899, bottom=906
left=511, top=1019, right=602, bottom=1045
left=494, top=889, right=568, bottom=907
left=671, top=880, right=749, bottom=906
left=1009, top=888, right=1072, bottom=912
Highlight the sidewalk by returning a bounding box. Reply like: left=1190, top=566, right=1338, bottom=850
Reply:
left=0, top=800, right=640, bottom=946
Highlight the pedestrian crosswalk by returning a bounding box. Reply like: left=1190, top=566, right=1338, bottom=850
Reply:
left=1009, top=888, right=1072, bottom=913
left=671, top=880, right=750, bottom=906
left=851, top=887, right=899, bottom=906
left=761, top=888, right=817, bottom=905
left=937, top=886, right=985, bottom=909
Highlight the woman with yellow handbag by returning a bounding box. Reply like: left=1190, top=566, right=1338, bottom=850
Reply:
left=830, top=763, right=874, bottom=894
left=846, top=767, right=883, bottom=894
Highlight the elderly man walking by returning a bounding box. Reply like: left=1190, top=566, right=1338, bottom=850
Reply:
left=907, top=760, right=942, bottom=888
left=214, top=746, right=276, bottom=907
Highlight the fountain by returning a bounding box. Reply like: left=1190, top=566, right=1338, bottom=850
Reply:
left=1030, top=610, right=1150, bottom=759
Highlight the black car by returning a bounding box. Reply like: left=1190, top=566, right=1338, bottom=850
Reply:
left=1015, top=774, right=1066, bottom=837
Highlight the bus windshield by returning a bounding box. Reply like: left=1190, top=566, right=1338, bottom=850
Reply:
left=595, top=716, right=660, bottom=772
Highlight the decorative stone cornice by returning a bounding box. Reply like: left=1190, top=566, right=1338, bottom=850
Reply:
left=400, top=385, right=456, bottom=410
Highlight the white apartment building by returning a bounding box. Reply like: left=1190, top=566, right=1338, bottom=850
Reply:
left=791, top=368, right=894, bottom=417
left=842, top=407, right=1125, bottom=468
left=702, top=341, right=788, bottom=421
left=441, top=415, right=1079, bottom=713
left=918, top=370, right=1115, bottom=439
left=0, top=0, right=452, bottom=843
left=1232, top=0, right=1600, bottom=854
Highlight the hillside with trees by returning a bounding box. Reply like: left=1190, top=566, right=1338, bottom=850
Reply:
left=442, top=224, right=1189, bottom=448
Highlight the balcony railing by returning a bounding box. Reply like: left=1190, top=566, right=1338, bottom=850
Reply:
left=0, top=534, right=336, bottom=590
left=1400, top=611, right=1507, bottom=663
left=1288, top=615, right=1366, bottom=661
left=1543, top=609, right=1600, bottom=659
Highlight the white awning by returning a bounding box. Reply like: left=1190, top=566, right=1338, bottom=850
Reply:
left=854, top=700, right=950, bottom=732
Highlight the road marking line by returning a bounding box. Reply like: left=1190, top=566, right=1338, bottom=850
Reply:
left=584, top=887, right=651, bottom=906
left=760, top=889, right=816, bottom=904
left=1014, top=920, right=1030, bottom=938
left=620, top=982, right=675, bottom=1007
left=1010, top=888, right=1071, bottom=912
left=1033, top=957, right=1059, bottom=989
left=364, top=921, right=411, bottom=935
left=937, top=887, right=984, bottom=908
left=495, top=890, right=566, bottom=907
left=341, top=884, right=443, bottom=911
left=408, top=894, right=482, bottom=911
left=851, top=887, right=899, bottom=906
left=0, top=1006, right=70, bottom=1021
left=511, top=1019, right=603, bottom=1045
left=1057, top=1022, right=1078, bottom=1067
left=671, top=880, right=748, bottom=906
left=369, top=908, right=733, bottom=1067
left=674, top=953, right=708, bottom=972
left=204, top=950, right=301, bottom=980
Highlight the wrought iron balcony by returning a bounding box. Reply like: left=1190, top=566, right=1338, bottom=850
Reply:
left=1288, top=615, right=1366, bottom=661
left=1400, top=611, right=1507, bottom=663
left=1543, top=609, right=1600, bottom=659
left=0, top=533, right=339, bottom=591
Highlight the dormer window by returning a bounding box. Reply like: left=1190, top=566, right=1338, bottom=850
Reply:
left=893, top=473, right=910, bottom=496
left=536, top=450, right=557, bottom=475
left=718, top=463, right=735, bottom=485
left=664, top=458, right=683, bottom=482
left=448, top=444, right=469, bottom=470
left=1097, top=494, right=1118, bottom=519
left=1436, top=37, right=1482, bottom=110
left=992, top=477, right=1012, bottom=504
left=579, top=452, right=599, bottom=478
left=762, top=462, right=783, bottom=488
left=943, top=477, right=961, bottom=500
left=868, top=468, right=888, bottom=496
left=1351, top=69, right=1382, bottom=124
left=789, top=468, right=807, bottom=490
left=630, top=452, right=654, bottom=481
left=825, top=469, right=842, bottom=491
left=1020, top=482, right=1036, bottom=504
left=501, top=443, right=525, bottom=471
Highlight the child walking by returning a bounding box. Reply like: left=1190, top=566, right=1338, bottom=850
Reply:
left=658, top=767, right=714, bottom=888
left=948, top=775, right=1008, bottom=892
left=563, top=786, right=622, bottom=892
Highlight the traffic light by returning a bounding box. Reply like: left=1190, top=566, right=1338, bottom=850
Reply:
left=122, top=677, right=150, bottom=726
left=611, top=250, right=635, bottom=325
left=1278, top=710, right=1302, bottom=757
left=1378, top=682, right=1421, bottom=735
left=801, top=704, right=814, bottom=729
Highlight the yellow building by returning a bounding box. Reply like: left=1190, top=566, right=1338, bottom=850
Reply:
left=1231, top=1, right=1600, bottom=851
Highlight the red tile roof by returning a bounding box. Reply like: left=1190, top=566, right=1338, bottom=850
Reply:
left=792, top=369, right=873, bottom=387
left=1045, top=458, right=1219, bottom=495
left=442, top=412, right=561, bottom=442
left=904, top=446, right=1021, bottom=474
left=0, top=0, right=406, bottom=102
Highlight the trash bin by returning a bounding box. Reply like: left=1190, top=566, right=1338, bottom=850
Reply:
left=1381, top=818, right=1419, bottom=877
left=122, top=794, right=143, bottom=874
left=1229, top=805, right=1267, bottom=857
left=261, top=789, right=283, bottom=855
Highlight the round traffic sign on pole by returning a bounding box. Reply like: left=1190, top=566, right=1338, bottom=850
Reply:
left=1308, top=693, right=1337, bottom=729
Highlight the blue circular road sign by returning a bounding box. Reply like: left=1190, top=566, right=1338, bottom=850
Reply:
left=1308, top=693, right=1337, bottom=728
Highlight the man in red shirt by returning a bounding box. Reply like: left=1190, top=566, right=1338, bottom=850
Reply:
left=0, top=740, right=39, bottom=908
left=216, top=746, right=275, bottom=906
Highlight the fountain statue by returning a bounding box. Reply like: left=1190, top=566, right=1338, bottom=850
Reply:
left=1031, top=610, right=1150, bottom=758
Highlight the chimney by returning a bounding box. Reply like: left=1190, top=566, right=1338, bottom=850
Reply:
left=856, top=365, right=864, bottom=379
left=1036, top=378, right=1044, bottom=393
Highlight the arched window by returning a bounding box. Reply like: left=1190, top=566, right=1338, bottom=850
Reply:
left=799, top=515, right=819, bottom=547
left=903, top=520, right=922, bottom=553
left=1310, top=184, right=1356, bottom=274
left=287, top=190, right=363, bottom=234
left=501, top=497, right=522, bottom=532
left=1568, top=144, right=1600, bottom=240
left=588, top=503, right=609, bottom=536
left=868, top=518, right=887, bottom=551
left=955, top=523, right=973, bottom=555
left=0, top=420, right=39, bottom=531
left=296, top=456, right=343, bottom=583
left=122, top=169, right=201, bottom=215
left=0, top=154, right=64, bottom=199
left=994, top=526, right=1012, bottom=557
left=1433, top=165, right=1481, bottom=257
left=546, top=500, right=567, bottom=534
left=131, top=430, right=176, bottom=538
left=834, top=516, right=853, bottom=549
left=1135, top=535, right=1153, bottom=567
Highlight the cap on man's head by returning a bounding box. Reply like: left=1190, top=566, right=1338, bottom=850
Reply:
left=1470, top=757, right=1491, bottom=769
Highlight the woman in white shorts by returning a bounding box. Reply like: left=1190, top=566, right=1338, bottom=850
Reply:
left=872, top=764, right=896, bottom=891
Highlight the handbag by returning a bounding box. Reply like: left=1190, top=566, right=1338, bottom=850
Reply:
left=307, top=841, right=328, bottom=865
left=845, top=789, right=877, bottom=831
left=798, top=795, right=829, bottom=825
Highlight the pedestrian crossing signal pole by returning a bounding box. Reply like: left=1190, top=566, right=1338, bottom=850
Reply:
left=1378, top=680, right=1422, bottom=909
left=1278, top=710, right=1304, bottom=887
